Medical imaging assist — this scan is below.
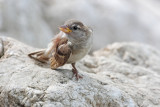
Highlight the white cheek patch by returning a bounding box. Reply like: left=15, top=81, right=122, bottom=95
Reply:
left=77, top=25, right=81, bottom=29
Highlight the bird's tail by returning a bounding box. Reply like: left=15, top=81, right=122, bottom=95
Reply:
left=28, top=50, right=49, bottom=63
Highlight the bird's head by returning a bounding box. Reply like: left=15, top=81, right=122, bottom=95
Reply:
left=59, top=19, right=92, bottom=44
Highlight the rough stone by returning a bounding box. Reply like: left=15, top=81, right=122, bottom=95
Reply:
left=0, top=36, right=160, bottom=107
left=0, top=38, right=3, bottom=57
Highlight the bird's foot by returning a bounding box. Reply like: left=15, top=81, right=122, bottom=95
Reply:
left=72, top=69, right=82, bottom=80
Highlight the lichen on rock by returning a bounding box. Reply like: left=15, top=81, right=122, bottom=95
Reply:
left=0, top=36, right=160, bottom=107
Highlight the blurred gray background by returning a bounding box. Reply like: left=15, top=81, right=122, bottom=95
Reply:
left=0, top=0, right=160, bottom=51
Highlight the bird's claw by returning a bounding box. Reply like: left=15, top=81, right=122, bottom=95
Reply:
left=72, top=69, right=82, bottom=80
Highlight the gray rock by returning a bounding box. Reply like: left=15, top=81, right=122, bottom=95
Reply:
left=0, top=36, right=160, bottom=107
left=0, top=38, right=3, bottom=57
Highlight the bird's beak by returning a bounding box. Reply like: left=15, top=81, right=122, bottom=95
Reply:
left=59, top=25, right=72, bottom=33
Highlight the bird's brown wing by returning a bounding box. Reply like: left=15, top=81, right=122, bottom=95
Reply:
left=28, top=33, right=63, bottom=63
left=50, top=37, right=71, bottom=69
left=28, top=33, right=71, bottom=69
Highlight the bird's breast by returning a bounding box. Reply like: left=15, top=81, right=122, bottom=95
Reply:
left=67, top=42, right=92, bottom=64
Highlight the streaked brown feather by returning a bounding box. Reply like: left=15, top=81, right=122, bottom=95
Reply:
left=50, top=37, right=71, bottom=69
left=28, top=50, right=49, bottom=63
left=28, top=33, right=64, bottom=64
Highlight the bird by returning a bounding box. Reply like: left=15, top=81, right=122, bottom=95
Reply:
left=28, top=19, right=93, bottom=80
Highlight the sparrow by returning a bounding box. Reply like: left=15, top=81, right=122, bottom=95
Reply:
left=28, top=19, right=93, bottom=80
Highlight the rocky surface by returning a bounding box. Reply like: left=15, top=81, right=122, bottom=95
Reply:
left=0, top=36, right=160, bottom=107
left=0, top=38, right=3, bottom=57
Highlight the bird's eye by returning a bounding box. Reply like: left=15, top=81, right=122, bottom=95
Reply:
left=73, top=26, right=78, bottom=30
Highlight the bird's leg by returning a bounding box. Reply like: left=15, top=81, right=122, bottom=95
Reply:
left=71, top=63, right=82, bottom=80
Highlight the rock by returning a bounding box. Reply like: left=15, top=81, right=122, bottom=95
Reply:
left=0, top=38, right=3, bottom=57
left=0, top=36, right=160, bottom=106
